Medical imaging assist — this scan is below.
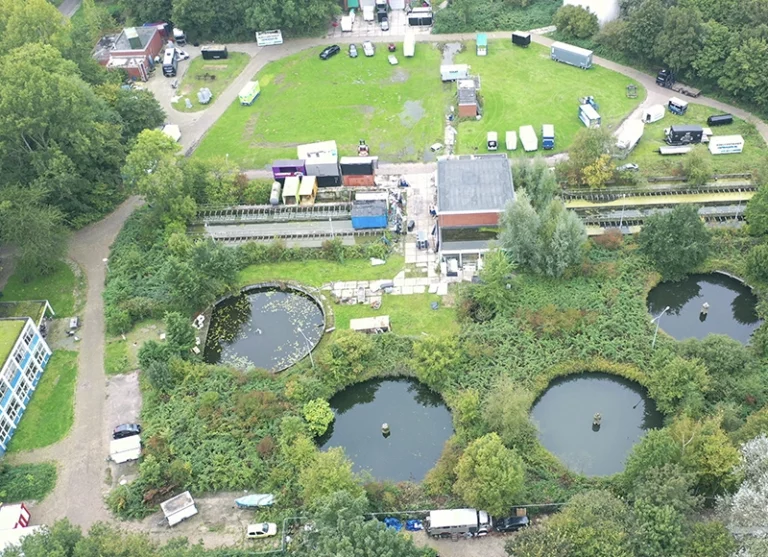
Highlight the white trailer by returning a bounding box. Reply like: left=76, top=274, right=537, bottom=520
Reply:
left=363, top=6, right=375, bottom=21
left=161, top=491, right=199, bottom=527
left=519, top=125, right=538, bottom=152
left=659, top=145, right=693, bottom=155
left=579, top=104, right=601, bottom=128
left=440, top=64, right=470, bottom=82
left=550, top=41, right=593, bottom=69
left=427, top=509, right=492, bottom=538
left=404, top=33, right=415, bottom=57
left=341, top=16, right=353, bottom=32
left=487, top=131, right=498, bottom=151
left=616, top=120, right=645, bottom=152
left=506, top=130, right=517, bottom=150
left=642, top=104, right=665, bottom=123
left=109, top=435, right=141, bottom=464
left=708, top=135, right=744, bottom=155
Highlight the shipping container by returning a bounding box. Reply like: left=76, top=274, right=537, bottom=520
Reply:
left=305, top=159, right=341, bottom=178
left=351, top=200, right=388, bottom=229
left=343, top=174, right=376, bottom=187
left=708, top=135, right=744, bottom=155
left=511, top=31, right=530, bottom=47
left=201, top=45, right=228, bottom=59
left=317, top=175, right=342, bottom=187
left=282, top=176, right=301, bottom=204
left=665, top=125, right=703, bottom=146
left=297, top=140, right=338, bottom=160
left=340, top=156, right=378, bottom=175
left=707, top=114, right=733, bottom=126
left=519, top=125, right=538, bottom=152
left=579, top=104, right=601, bottom=128
left=542, top=124, right=555, bottom=149
left=550, top=41, right=593, bottom=69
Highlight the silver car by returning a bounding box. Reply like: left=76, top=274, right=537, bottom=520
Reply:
left=363, top=41, right=375, bottom=57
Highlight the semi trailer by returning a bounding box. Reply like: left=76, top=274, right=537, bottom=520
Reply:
left=550, top=41, right=593, bottom=69
left=656, top=69, right=701, bottom=98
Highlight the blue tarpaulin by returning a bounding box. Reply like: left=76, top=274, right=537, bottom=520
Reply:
left=383, top=518, right=402, bottom=531
left=405, top=519, right=424, bottom=531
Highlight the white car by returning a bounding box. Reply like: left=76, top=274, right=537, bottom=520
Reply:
left=380, top=19, right=389, bottom=31
left=247, top=523, right=278, bottom=539
left=617, top=163, right=639, bottom=172
left=430, top=143, right=443, bottom=152
left=363, top=41, right=375, bottom=57
left=388, top=55, right=398, bottom=65
left=175, top=48, right=190, bottom=60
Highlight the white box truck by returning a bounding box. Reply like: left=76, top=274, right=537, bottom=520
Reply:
left=579, top=104, right=601, bottom=128
left=487, top=131, right=498, bottom=151
left=708, top=135, right=744, bottom=155
left=404, top=33, right=415, bottom=57
left=426, top=509, right=492, bottom=538
left=506, top=130, right=517, bottom=150
left=341, top=16, right=353, bottom=32
left=550, top=41, right=593, bottom=69
left=542, top=124, right=555, bottom=150
left=616, top=120, right=645, bottom=153
left=441, top=64, right=470, bottom=82
left=519, top=125, right=538, bottom=152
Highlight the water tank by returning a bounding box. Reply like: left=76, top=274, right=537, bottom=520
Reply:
left=269, top=182, right=282, bottom=206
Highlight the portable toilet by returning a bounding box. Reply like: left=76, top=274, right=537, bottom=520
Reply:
left=476, top=33, right=488, bottom=56
left=668, top=97, right=688, bottom=116
left=487, top=131, right=498, bottom=151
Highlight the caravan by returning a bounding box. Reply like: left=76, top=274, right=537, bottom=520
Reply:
left=642, top=104, right=665, bottom=124
left=578, top=104, right=601, bottom=128
left=404, top=33, right=415, bottom=57
left=440, top=64, right=470, bottom=82
left=162, top=47, right=178, bottom=77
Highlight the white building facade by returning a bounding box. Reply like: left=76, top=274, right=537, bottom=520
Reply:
left=563, top=0, right=620, bottom=26
left=0, top=318, right=52, bottom=454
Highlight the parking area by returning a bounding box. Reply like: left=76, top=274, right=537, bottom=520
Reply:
left=327, top=9, right=434, bottom=39
left=105, top=371, right=142, bottom=487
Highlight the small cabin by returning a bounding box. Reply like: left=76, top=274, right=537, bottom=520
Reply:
left=282, top=176, right=301, bottom=205
left=476, top=33, right=487, bottom=56
left=298, top=176, right=318, bottom=206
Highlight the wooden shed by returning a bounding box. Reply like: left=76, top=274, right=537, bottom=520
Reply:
left=298, top=176, right=318, bottom=205
left=282, top=176, right=300, bottom=205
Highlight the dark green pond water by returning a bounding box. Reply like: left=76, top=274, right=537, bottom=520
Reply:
left=647, top=273, right=760, bottom=344
left=319, top=378, right=453, bottom=482
left=531, top=373, right=663, bottom=476
left=204, top=287, right=324, bottom=372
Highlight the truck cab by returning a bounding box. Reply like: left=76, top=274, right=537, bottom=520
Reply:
left=542, top=124, right=555, bottom=150
left=656, top=69, right=675, bottom=88
left=487, top=132, right=498, bottom=151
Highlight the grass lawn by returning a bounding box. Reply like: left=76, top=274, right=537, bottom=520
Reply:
left=8, top=351, right=78, bottom=453
left=2, top=261, right=78, bottom=316
left=334, top=293, right=457, bottom=337
left=105, top=338, right=131, bottom=375
left=173, top=53, right=251, bottom=113
left=624, top=104, right=768, bottom=176
left=237, top=255, right=406, bottom=288
left=0, top=463, right=57, bottom=502
left=453, top=41, right=644, bottom=156
left=193, top=43, right=450, bottom=168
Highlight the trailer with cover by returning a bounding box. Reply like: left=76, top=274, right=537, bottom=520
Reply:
left=511, top=31, right=531, bottom=47
left=708, top=135, right=744, bottom=155
left=665, top=125, right=703, bottom=146
left=519, top=125, right=538, bottom=152
left=550, top=41, right=593, bottom=69
left=578, top=103, right=601, bottom=128
left=426, top=509, right=492, bottom=538
left=403, top=33, right=415, bottom=57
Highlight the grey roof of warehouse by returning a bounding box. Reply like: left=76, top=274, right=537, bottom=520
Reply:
left=436, top=155, right=515, bottom=214
left=113, top=26, right=157, bottom=51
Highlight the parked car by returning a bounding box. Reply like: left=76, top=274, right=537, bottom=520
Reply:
left=175, top=49, right=190, bottom=60
left=494, top=515, right=529, bottom=533
left=617, top=163, right=639, bottom=172
left=363, top=41, right=375, bottom=57
left=388, top=55, right=398, bottom=65
left=380, top=19, right=390, bottom=31
left=113, top=423, right=142, bottom=440
left=388, top=43, right=396, bottom=52
left=319, top=45, right=341, bottom=60
left=247, top=523, right=277, bottom=539
left=349, top=44, right=358, bottom=58
left=430, top=143, right=443, bottom=152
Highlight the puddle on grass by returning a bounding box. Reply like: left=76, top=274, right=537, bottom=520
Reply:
left=441, top=42, right=462, bottom=65
left=400, top=100, right=425, bottom=127
left=390, top=69, right=410, bottom=83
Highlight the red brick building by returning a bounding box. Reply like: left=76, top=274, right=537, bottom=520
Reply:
left=436, top=155, right=515, bottom=263
left=94, top=26, right=166, bottom=81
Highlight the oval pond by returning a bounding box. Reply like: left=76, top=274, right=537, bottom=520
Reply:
left=647, top=273, right=760, bottom=344
left=204, top=287, right=324, bottom=372
left=531, top=373, right=663, bottom=476
left=319, top=378, right=453, bottom=482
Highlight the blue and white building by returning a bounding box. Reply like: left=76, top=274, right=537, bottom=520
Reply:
left=0, top=316, right=52, bottom=454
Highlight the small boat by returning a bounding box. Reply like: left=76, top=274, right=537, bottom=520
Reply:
left=235, top=494, right=275, bottom=509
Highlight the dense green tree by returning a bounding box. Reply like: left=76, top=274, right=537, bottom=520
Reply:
left=623, top=428, right=682, bottom=490
left=325, top=330, right=374, bottom=384
left=624, top=0, right=666, bottom=59
left=164, top=311, right=197, bottom=357
left=298, top=447, right=364, bottom=508
left=96, top=84, right=166, bottom=143
left=451, top=389, right=485, bottom=441
left=512, top=157, right=558, bottom=211
left=0, top=0, right=71, bottom=52
left=453, top=433, right=525, bottom=516
left=121, top=0, right=173, bottom=26
left=631, top=463, right=701, bottom=515
left=682, top=521, right=737, bottom=557
left=647, top=355, right=710, bottom=414
left=719, top=38, right=768, bottom=108
left=247, top=0, right=340, bottom=38
left=411, top=335, right=462, bottom=391
left=693, top=21, right=735, bottom=81
left=557, top=127, right=614, bottom=187
left=746, top=185, right=768, bottom=235
left=596, top=19, right=629, bottom=52
left=653, top=6, right=704, bottom=71
left=467, top=249, right=516, bottom=319
left=553, top=5, right=599, bottom=39
left=302, top=398, right=334, bottom=437
left=631, top=498, right=685, bottom=557
left=499, top=193, right=540, bottom=271
left=681, top=145, right=712, bottom=186
left=638, top=204, right=711, bottom=280
left=482, top=377, right=538, bottom=449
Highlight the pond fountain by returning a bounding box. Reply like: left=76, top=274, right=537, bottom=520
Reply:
left=204, top=286, right=325, bottom=372
left=647, top=273, right=760, bottom=344
left=530, top=373, right=663, bottom=476
left=319, top=378, right=453, bottom=482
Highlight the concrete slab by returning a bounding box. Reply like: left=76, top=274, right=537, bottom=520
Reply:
left=437, top=283, right=448, bottom=296
left=413, top=285, right=426, bottom=294
left=402, top=285, right=414, bottom=295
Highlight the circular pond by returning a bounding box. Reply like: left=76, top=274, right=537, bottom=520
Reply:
left=530, top=373, right=663, bottom=476
left=319, top=378, right=453, bottom=482
left=647, top=273, right=760, bottom=344
left=204, top=286, right=324, bottom=372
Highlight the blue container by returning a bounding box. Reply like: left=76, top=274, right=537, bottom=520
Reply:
left=351, top=200, right=387, bottom=230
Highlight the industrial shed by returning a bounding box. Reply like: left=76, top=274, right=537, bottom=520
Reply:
left=351, top=200, right=387, bottom=230
left=457, top=79, right=478, bottom=118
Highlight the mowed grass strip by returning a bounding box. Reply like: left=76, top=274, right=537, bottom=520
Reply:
left=625, top=103, right=767, bottom=175
left=173, top=52, right=251, bottom=113
left=193, top=43, right=450, bottom=168
left=2, top=261, right=77, bottom=316
left=8, top=350, right=78, bottom=453
left=454, top=40, right=644, bottom=156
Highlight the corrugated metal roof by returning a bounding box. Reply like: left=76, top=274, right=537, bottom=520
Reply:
left=437, top=155, right=515, bottom=213
left=352, top=200, right=387, bottom=217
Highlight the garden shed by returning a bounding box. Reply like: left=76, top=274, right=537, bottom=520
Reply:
left=282, top=176, right=300, bottom=205
left=298, top=176, right=318, bottom=205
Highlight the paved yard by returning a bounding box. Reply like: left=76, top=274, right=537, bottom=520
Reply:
left=410, top=530, right=510, bottom=557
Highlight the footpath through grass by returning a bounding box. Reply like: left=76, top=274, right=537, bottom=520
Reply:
left=0, top=462, right=56, bottom=502
left=454, top=41, right=644, bottom=155
left=237, top=255, right=406, bottom=288
left=173, top=52, right=251, bottom=113
left=194, top=44, right=449, bottom=168
left=2, top=261, right=78, bottom=316
left=8, top=351, right=78, bottom=453
left=625, top=103, right=768, bottom=176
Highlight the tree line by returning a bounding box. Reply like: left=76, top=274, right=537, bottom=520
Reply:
left=0, top=0, right=165, bottom=281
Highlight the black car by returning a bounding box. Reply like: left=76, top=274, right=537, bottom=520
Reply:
left=319, top=45, right=340, bottom=60
left=494, top=515, right=529, bottom=533
left=113, top=423, right=142, bottom=440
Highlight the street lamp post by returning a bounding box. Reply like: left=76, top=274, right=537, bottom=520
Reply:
left=297, top=328, right=315, bottom=368
left=651, top=306, right=671, bottom=349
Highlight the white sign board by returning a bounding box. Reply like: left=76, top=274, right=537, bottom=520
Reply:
left=256, top=30, right=283, bottom=47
